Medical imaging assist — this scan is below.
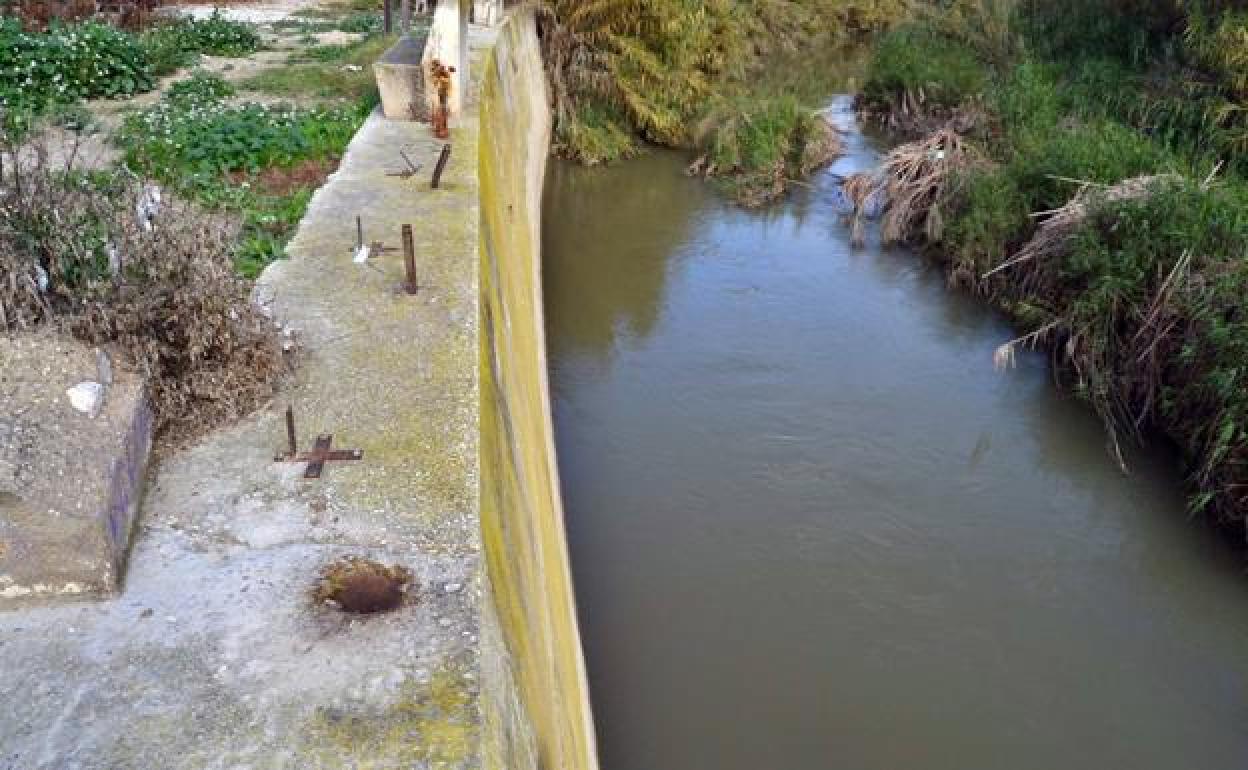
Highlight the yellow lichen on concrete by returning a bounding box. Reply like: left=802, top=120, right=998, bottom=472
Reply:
left=478, top=11, right=599, bottom=770
left=305, top=662, right=479, bottom=769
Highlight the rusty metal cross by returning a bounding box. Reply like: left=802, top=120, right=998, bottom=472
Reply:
left=275, top=406, right=363, bottom=479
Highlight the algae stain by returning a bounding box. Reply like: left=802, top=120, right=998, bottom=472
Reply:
left=307, top=662, right=480, bottom=768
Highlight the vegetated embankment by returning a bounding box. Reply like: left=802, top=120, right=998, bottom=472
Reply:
left=854, top=0, right=1248, bottom=532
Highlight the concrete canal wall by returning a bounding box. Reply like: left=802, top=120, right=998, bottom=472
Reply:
left=478, top=10, right=599, bottom=770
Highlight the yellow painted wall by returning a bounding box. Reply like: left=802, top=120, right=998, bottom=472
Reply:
left=478, top=11, right=599, bottom=770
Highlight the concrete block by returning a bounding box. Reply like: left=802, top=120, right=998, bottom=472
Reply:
left=374, top=31, right=431, bottom=121
left=0, top=331, right=151, bottom=603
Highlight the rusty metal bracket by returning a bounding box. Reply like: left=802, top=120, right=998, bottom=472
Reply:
left=348, top=215, right=398, bottom=261
left=385, top=150, right=424, bottom=179
left=275, top=406, right=363, bottom=479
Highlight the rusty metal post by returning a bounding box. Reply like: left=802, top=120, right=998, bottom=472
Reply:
left=285, top=405, right=297, bottom=458
left=356, top=215, right=364, bottom=251
left=431, top=144, right=452, bottom=189
left=401, top=224, right=418, bottom=294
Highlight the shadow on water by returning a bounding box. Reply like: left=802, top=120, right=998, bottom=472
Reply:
left=542, top=151, right=705, bottom=362
left=543, top=97, right=1248, bottom=770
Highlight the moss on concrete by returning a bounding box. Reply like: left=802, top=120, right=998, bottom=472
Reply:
left=305, top=662, right=479, bottom=768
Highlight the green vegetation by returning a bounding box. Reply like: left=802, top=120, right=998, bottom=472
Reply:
left=270, top=11, right=385, bottom=36
left=696, top=96, right=842, bottom=204
left=117, top=72, right=368, bottom=276
left=119, top=74, right=358, bottom=176
left=241, top=33, right=394, bottom=103
left=861, top=23, right=987, bottom=117
left=139, top=11, right=262, bottom=76
left=0, top=18, right=152, bottom=112
left=0, top=6, right=389, bottom=437
left=0, top=12, right=260, bottom=134
left=536, top=0, right=908, bottom=200
left=0, top=5, right=383, bottom=276
left=858, top=0, right=1248, bottom=525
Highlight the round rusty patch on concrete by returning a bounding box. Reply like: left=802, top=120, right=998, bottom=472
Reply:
left=315, top=557, right=414, bottom=614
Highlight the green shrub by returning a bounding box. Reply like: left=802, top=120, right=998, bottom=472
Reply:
left=187, top=11, right=258, bottom=56
left=708, top=96, right=808, bottom=173
left=234, top=188, right=315, bottom=278
left=120, top=97, right=361, bottom=178
left=138, top=12, right=259, bottom=77
left=117, top=84, right=365, bottom=274
left=862, top=23, right=988, bottom=113
left=0, top=18, right=152, bottom=113
left=1018, top=0, right=1184, bottom=65
left=270, top=11, right=385, bottom=36
left=941, top=166, right=1029, bottom=274
left=48, top=102, right=96, bottom=132
left=553, top=101, right=638, bottom=165
left=139, top=22, right=200, bottom=76
left=989, top=59, right=1061, bottom=133
left=1059, top=180, right=1248, bottom=518
left=166, top=70, right=235, bottom=107
left=180, top=11, right=261, bottom=57
left=336, top=12, right=383, bottom=35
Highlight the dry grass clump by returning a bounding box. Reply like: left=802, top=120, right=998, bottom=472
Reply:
left=843, top=129, right=984, bottom=246
left=0, top=138, right=285, bottom=442
left=982, top=173, right=1189, bottom=470
left=315, top=557, right=415, bottom=614
left=984, top=174, right=1182, bottom=281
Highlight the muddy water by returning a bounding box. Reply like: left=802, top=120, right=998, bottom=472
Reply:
left=543, top=98, right=1248, bottom=770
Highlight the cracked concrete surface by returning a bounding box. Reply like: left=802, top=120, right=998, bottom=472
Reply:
left=0, top=22, right=498, bottom=770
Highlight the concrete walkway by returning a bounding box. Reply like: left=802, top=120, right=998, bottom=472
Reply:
left=0, top=24, right=497, bottom=770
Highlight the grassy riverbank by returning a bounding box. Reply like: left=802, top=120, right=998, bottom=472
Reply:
left=535, top=0, right=905, bottom=203
left=858, top=1, right=1248, bottom=527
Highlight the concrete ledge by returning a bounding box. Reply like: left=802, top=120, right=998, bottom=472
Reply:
left=0, top=332, right=151, bottom=603
left=375, top=31, right=431, bottom=121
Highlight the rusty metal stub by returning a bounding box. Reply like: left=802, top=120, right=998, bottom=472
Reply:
left=275, top=406, right=363, bottom=479
left=386, top=150, right=423, bottom=179
left=431, top=143, right=452, bottom=189
left=301, top=434, right=363, bottom=479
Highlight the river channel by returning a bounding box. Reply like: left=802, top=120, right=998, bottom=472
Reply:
left=543, top=97, right=1248, bottom=770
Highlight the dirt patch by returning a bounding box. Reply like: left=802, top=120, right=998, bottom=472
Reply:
left=228, top=157, right=338, bottom=196
left=314, top=557, right=415, bottom=614
left=314, top=29, right=364, bottom=45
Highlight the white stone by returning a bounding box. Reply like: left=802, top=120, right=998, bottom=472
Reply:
left=66, top=382, right=105, bottom=418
